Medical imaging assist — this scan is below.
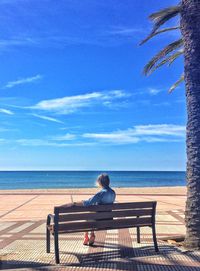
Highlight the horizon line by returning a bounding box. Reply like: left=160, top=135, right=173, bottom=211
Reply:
left=0, top=169, right=186, bottom=172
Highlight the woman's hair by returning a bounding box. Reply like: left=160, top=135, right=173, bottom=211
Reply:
left=97, top=173, right=110, bottom=188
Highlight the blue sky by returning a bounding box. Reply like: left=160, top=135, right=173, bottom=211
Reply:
left=0, top=0, right=186, bottom=171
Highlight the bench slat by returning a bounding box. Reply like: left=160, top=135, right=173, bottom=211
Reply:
left=58, top=217, right=152, bottom=232
left=56, top=201, right=156, bottom=213
left=59, top=209, right=152, bottom=222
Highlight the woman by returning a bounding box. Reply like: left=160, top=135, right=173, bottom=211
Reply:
left=82, top=173, right=116, bottom=245
left=71, top=174, right=116, bottom=246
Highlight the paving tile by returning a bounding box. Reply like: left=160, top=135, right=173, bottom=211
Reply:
left=1, top=191, right=200, bottom=271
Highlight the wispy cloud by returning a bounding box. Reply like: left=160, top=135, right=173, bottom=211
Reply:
left=132, top=124, right=185, bottom=137
left=84, top=132, right=140, bottom=144
left=15, top=138, right=95, bottom=147
left=0, top=108, right=14, bottom=115
left=0, top=138, right=6, bottom=144
left=107, top=26, right=145, bottom=36
left=83, top=124, right=186, bottom=144
left=148, top=88, right=162, bottom=96
left=4, top=124, right=185, bottom=148
left=4, top=74, right=42, bottom=89
left=134, top=87, right=163, bottom=97
left=0, top=25, right=145, bottom=51
left=31, top=90, right=129, bottom=115
left=0, top=37, right=38, bottom=51
left=31, top=113, right=63, bottom=124
left=51, top=133, right=76, bottom=141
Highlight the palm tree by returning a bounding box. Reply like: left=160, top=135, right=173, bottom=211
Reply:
left=141, top=0, right=200, bottom=249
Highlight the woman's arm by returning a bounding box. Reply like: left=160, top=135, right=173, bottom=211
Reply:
left=60, top=192, right=102, bottom=208
left=83, top=192, right=102, bottom=206
left=73, top=201, right=84, bottom=206
left=59, top=201, right=84, bottom=208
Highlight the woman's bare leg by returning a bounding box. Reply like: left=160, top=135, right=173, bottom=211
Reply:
left=89, top=231, right=95, bottom=245
left=83, top=232, right=89, bottom=245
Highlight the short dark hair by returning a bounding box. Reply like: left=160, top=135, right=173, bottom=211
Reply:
left=97, top=173, right=110, bottom=188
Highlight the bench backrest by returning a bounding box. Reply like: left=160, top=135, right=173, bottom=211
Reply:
left=54, top=201, right=157, bottom=233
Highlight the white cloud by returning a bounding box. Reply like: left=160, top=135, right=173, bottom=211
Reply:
left=4, top=74, right=42, bottom=89
left=31, top=90, right=129, bottom=114
left=0, top=26, right=145, bottom=50
left=3, top=124, right=185, bottom=148
left=0, top=37, right=38, bottom=51
left=132, top=124, right=185, bottom=137
left=16, top=138, right=95, bottom=147
left=0, top=108, right=14, bottom=115
left=83, top=132, right=140, bottom=144
left=134, top=87, right=162, bottom=97
left=31, top=114, right=63, bottom=124
left=51, top=133, right=76, bottom=141
left=83, top=124, right=186, bottom=144
left=107, top=27, right=145, bottom=36
left=148, top=88, right=161, bottom=95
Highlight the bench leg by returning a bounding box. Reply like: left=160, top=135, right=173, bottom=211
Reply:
left=152, top=225, right=159, bottom=252
left=136, top=227, right=140, bottom=243
left=54, top=232, right=60, bottom=264
left=46, top=227, right=50, bottom=253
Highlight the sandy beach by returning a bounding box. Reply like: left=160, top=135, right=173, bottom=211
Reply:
left=0, top=186, right=187, bottom=195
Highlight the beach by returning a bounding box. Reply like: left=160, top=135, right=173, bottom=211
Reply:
left=0, top=186, right=186, bottom=195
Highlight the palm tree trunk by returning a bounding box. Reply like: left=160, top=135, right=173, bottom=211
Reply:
left=181, top=0, right=200, bottom=249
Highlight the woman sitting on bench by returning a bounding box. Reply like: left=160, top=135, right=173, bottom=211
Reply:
left=71, top=174, right=116, bottom=246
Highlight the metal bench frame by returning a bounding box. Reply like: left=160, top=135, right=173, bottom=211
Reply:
left=46, top=201, right=159, bottom=264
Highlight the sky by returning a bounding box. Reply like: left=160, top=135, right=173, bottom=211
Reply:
left=0, top=0, right=186, bottom=171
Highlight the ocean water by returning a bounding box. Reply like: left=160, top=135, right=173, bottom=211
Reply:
left=0, top=171, right=186, bottom=190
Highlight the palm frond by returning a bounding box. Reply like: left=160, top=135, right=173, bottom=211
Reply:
left=169, top=73, right=184, bottom=93
left=168, top=48, right=183, bottom=65
left=150, top=49, right=184, bottom=74
left=143, top=39, right=183, bottom=75
left=140, top=26, right=180, bottom=45
left=150, top=5, right=181, bottom=35
left=141, top=4, right=184, bottom=92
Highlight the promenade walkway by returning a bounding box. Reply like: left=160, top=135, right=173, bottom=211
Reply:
left=0, top=187, right=200, bottom=270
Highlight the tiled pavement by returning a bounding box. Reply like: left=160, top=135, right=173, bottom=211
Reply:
left=0, top=189, right=200, bottom=270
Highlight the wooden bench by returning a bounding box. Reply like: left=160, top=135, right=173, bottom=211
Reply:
left=46, top=201, right=159, bottom=264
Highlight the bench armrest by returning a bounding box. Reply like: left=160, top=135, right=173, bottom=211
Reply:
left=47, top=214, right=55, bottom=226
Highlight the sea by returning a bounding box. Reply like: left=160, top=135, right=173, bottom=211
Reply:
left=0, top=171, right=186, bottom=190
